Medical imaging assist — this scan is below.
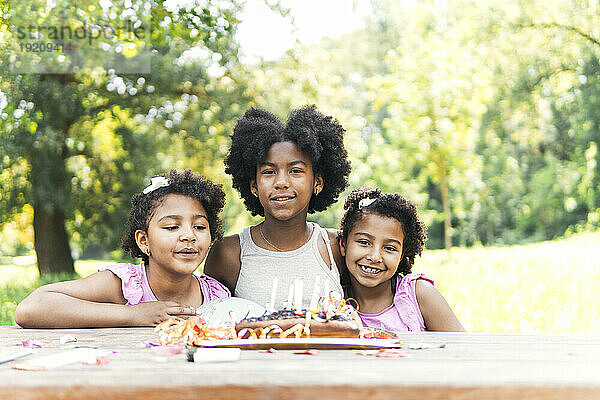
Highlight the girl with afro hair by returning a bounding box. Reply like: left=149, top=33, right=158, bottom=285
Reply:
left=338, top=186, right=464, bottom=332
left=204, top=105, right=351, bottom=309
left=16, top=169, right=230, bottom=328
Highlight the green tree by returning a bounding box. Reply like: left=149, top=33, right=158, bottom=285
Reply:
left=250, top=0, right=600, bottom=248
left=475, top=0, right=600, bottom=242
left=363, top=0, right=492, bottom=249
left=0, top=0, right=246, bottom=274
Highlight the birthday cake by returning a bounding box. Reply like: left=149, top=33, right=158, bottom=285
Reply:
left=157, top=278, right=364, bottom=345
left=235, top=308, right=361, bottom=338
left=156, top=301, right=362, bottom=345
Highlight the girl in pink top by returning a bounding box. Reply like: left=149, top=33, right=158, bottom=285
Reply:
left=15, top=169, right=230, bottom=328
left=338, top=187, right=465, bottom=332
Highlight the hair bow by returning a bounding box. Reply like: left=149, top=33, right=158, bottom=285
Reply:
left=142, top=176, right=170, bottom=194
left=358, top=197, right=376, bottom=209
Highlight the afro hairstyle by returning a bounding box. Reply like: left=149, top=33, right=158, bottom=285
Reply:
left=121, top=169, right=225, bottom=265
left=225, top=105, right=351, bottom=216
left=338, top=186, right=427, bottom=276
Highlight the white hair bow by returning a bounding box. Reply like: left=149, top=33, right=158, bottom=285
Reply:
left=142, top=176, right=170, bottom=194
left=358, top=197, right=376, bottom=209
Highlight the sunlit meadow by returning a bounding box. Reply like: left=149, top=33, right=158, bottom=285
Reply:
left=416, top=231, right=600, bottom=333
left=1, top=231, right=599, bottom=332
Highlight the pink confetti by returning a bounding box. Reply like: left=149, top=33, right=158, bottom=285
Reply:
left=292, top=349, right=319, bottom=356
left=375, top=349, right=410, bottom=358
left=82, top=356, right=111, bottom=366
left=153, top=344, right=182, bottom=356
left=259, top=348, right=278, bottom=354
left=21, top=339, right=44, bottom=348
left=136, top=340, right=160, bottom=348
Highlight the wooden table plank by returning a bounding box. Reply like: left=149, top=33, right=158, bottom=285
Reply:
left=2, top=326, right=600, bottom=400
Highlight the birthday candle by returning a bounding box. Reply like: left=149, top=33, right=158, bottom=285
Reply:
left=323, top=280, right=330, bottom=307
left=309, top=276, right=321, bottom=311
left=268, top=277, right=278, bottom=312
left=286, top=282, right=294, bottom=310
left=293, top=279, right=303, bottom=310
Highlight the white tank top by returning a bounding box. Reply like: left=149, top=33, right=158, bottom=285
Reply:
left=235, top=222, right=343, bottom=310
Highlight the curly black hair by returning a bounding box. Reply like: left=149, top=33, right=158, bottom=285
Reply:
left=121, top=169, right=226, bottom=264
left=338, top=186, right=427, bottom=276
left=225, top=105, right=351, bottom=216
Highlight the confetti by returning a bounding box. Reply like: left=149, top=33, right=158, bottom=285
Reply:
left=82, top=355, right=111, bottom=366
left=292, top=349, right=319, bottom=356
left=21, top=339, right=44, bottom=348
left=136, top=340, right=160, bottom=348
left=355, top=350, right=379, bottom=356
left=12, top=348, right=114, bottom=370
left=59, top=334, right=77, bottom=345
left=259, top=348, right=278, bottom=354
left=153, top=344, right=183, bottom=356
left=375, top=349, right=410, bottom=358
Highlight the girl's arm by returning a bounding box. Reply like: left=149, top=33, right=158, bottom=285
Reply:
left=325, top=229, right=345, bottom=273
left=203, top=234, right=242, bottom=294
left=14, top=271, right=196, bottom=328
left=415, top=279, right=466, bottom=332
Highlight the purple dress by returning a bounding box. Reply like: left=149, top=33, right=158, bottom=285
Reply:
left=352, top=273, right=433, bottom=332
left=98, top=263, right=230, bottom=305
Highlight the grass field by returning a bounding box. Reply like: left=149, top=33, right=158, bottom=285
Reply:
left=1, top=231, right=599, bottom=332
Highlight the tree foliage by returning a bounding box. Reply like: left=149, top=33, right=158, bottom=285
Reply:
left=0, top=0, right=250, bottom=273
left=1, top=0, right=599, bottom=270
left=247, top=0, right=600, bottom=248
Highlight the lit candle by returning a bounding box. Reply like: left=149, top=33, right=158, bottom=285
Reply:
left=323, top=279, right=330, bottom=307
left=309, top=276, right=321, bottom=311
left=268, top=277, right=278, bottom=312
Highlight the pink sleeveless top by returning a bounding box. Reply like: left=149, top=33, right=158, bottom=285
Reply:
left=352, top=273, right=433, bottom=332
left=99, top=263, right=230, bottom=305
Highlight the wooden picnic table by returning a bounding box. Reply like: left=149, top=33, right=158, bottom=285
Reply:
left=1, top=325, right=600, bottom=399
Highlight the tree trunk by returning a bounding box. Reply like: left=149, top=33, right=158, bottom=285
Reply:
left=33, top=203, right=75, bottom=275
left=30, top=137, right=75, bottom=276
left=439, top=162, right=452, bottom=251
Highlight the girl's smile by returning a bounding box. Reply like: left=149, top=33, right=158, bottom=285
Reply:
left=358, top=264, right=385, bottom=275
left=269, top=193, right=297, bottom=207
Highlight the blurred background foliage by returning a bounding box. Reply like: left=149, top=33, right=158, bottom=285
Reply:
left=0, top=0, right=598, bottom=276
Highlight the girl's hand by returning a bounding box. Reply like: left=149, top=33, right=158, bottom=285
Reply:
left=129, top=301, right=197, bottom=326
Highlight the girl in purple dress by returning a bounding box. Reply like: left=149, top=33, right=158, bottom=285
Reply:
left=15, top=169, right=229, bottom=328
left=338, top=187, right=465, bottom=332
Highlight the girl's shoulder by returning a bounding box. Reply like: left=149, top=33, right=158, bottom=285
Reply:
left=323, top=227, right=341, bottom=242
left=398, top=272, right=433, bottom=287
left=204, top=233, right=242, bottom=293
left=391, top=273, right=433, bottom=332
left=395, top=273, right=434, bottom=304
left=98, top=262, right=144, bottom=281
left=98, top=262, right=151, bottom=305
left=207, top=233, right=241, bottom=264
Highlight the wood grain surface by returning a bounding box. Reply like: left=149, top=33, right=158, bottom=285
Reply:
left=2, top=326, right=600, bottom=399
